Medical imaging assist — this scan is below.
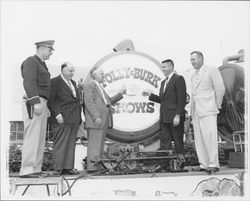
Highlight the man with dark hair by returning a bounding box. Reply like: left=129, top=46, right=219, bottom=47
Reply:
left=84, top=67, right=126, bottom=173
left=143, top=59, right=187, bottom=162
left=48, top=62, right=82, bottom=175
left=190, top=51, right=225, bottom=174
left=20, top=40, right=55, bottom=178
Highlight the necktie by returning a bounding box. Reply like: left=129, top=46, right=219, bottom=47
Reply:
left=194, top=70, right=200, bottom=88
left=99, top=84, right=108, bottom=105
left=68, top=81, right=76, bottom=97
left=163, top=76, right=169, bottom=92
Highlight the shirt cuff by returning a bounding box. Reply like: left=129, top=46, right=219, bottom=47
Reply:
left=56, top=114, right=62, bottom=119
left=28, top=96, right=41, bottom=105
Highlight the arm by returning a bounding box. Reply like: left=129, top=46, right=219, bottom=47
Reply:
left=48, top=78, right=63, bottom=118
left=211, top=68, right=225, bottom=109
left=149, top=81, right=163, bottom=103
left=21, top=58, right=40, bottom=105
left=149, top=93, right=161, bottom=103
left=110, top=92, right=123, bottom=105
left=109, top=85, right=126, bottom=105
left=175, top=76, right=187, bottom=116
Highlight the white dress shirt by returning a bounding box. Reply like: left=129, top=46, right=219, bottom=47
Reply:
left=163, top=71, right=174, bottom=92
left=60, top=74, right=76, bottom=97
left=93, top=80, right=108, bottom=104
left=56, top=74, right=76, bottom=119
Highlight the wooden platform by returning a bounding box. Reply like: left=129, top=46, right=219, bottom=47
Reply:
left=8, top=165, right=248, bottom=198
left=10, top=177, right=64, bottom=196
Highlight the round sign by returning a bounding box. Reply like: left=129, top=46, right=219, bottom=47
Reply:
left=94, top=50, right=165, bottom=143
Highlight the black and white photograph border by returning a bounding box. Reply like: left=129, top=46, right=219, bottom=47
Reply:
left=1, top=0, right=250, bottom=200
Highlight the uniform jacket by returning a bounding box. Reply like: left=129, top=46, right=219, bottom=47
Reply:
left=21, top=55, right=51, bottom=105
left=84, top=80, right=123, bottom=129
left=48, top=75, right=82, bottom=125
left=149, top=73, right=187, bottom=123
left=191, top=65, right=225, bottom=117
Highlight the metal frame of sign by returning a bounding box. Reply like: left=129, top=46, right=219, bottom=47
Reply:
left=92, top=50, right=163, bottom=143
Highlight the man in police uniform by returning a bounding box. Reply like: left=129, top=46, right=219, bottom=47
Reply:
left=19, top=40, right=55, bottom=178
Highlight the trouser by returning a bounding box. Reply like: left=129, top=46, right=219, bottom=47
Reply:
left=87, top=125, right=108, bottom=171
left=160, top=117, right=185, bottom=154
left=51, top=124, right=79, bottom=170
left=192, top=107, right=219, bottom=168
left=19, top=98, right=50, bottom=176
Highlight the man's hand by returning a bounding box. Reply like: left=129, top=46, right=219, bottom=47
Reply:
left=78, top=78, right=84, bottom=91
left=142, top=89, right=152, bottom=96
left=120, top=85, right=126, bottom=95
left=56, top=114, right=64, bottom=124
left=95, top=117, right=102, bottom=127
left=110, top=107, right=116, bottom=114
left=173, top=115, right=180, bottom=127
left=33, top=103, right=42, bottom=116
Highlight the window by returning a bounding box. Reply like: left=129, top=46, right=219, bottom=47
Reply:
left=9, top=121, right=24, bottom=143
left=9, top=121, right=52, bottom=143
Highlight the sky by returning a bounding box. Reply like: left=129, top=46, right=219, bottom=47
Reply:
left=1, top=1, right=249, bottom=116
left=0, top=1, right=249, bottom=122
left=1, top=1, right=249, bottom=105
left=1, top=1, right=249, bottom=198
left=1, top=0, right=249, bottom=135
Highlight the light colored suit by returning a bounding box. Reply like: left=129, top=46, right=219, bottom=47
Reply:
left=84, top=80, right=123, bottom=171
left=191, top=65, right=225, bottom=169
left=191, top=65, right=225, bottom=117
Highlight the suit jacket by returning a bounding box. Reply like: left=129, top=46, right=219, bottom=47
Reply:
left=48, top=75, right=82, bottom=125
left=191, top=65, right=225, bottom=117
left=84, top=80, right=123, bottom=129
left=21, top=55, right=51, bottom=105
left=149, top=73, right=187, bottom=123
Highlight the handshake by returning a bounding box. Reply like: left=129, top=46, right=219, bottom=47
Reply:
left=142, top=89, right=153, bottom=96
left=119, top=85, right=127, bottom=95
left=118, top=85, right=153, bottom=97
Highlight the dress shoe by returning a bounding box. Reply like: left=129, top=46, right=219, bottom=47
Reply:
left=191, top=166, right=206, bottom=172
left=87, top=169, right=99, bottom=174
left=19, top=172, right=40, bottom=178
left=53, top=170, right=62, bottom=176
left=157, top=147, right=166, bottom=151
left=19, top=172, right=50, bottom=178
left=178, top=154, right=186, bottom=169
left=206, top=167, right=219, bottom=174
left=148, top=165, right=163, bottom=173
left=40, top=172, right=50, bottom=177
left=62, top=169, right=79, bottom=175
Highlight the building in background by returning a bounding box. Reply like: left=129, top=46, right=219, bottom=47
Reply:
left=9, top=65, right=90, bottom=144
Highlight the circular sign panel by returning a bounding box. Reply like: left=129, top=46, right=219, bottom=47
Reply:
left=94, top=51, right=165, bottom=143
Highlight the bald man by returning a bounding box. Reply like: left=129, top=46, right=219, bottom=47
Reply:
left=84, top=67, right=126, bottom=173
left=48, top=62, right=82, bottom=175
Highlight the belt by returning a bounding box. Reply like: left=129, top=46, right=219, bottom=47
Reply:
left=22, top=95, right=48, bottom=100
left=39, top=95, right=48, bottom=100
left=23, top=95, right=28, bottom=100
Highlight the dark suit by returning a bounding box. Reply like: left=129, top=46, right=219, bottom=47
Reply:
left=48, top=75, right=82, bottom=171
left=84, top=80, right=123, bottom=171
left=149, top=73, right=186, bottom=154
